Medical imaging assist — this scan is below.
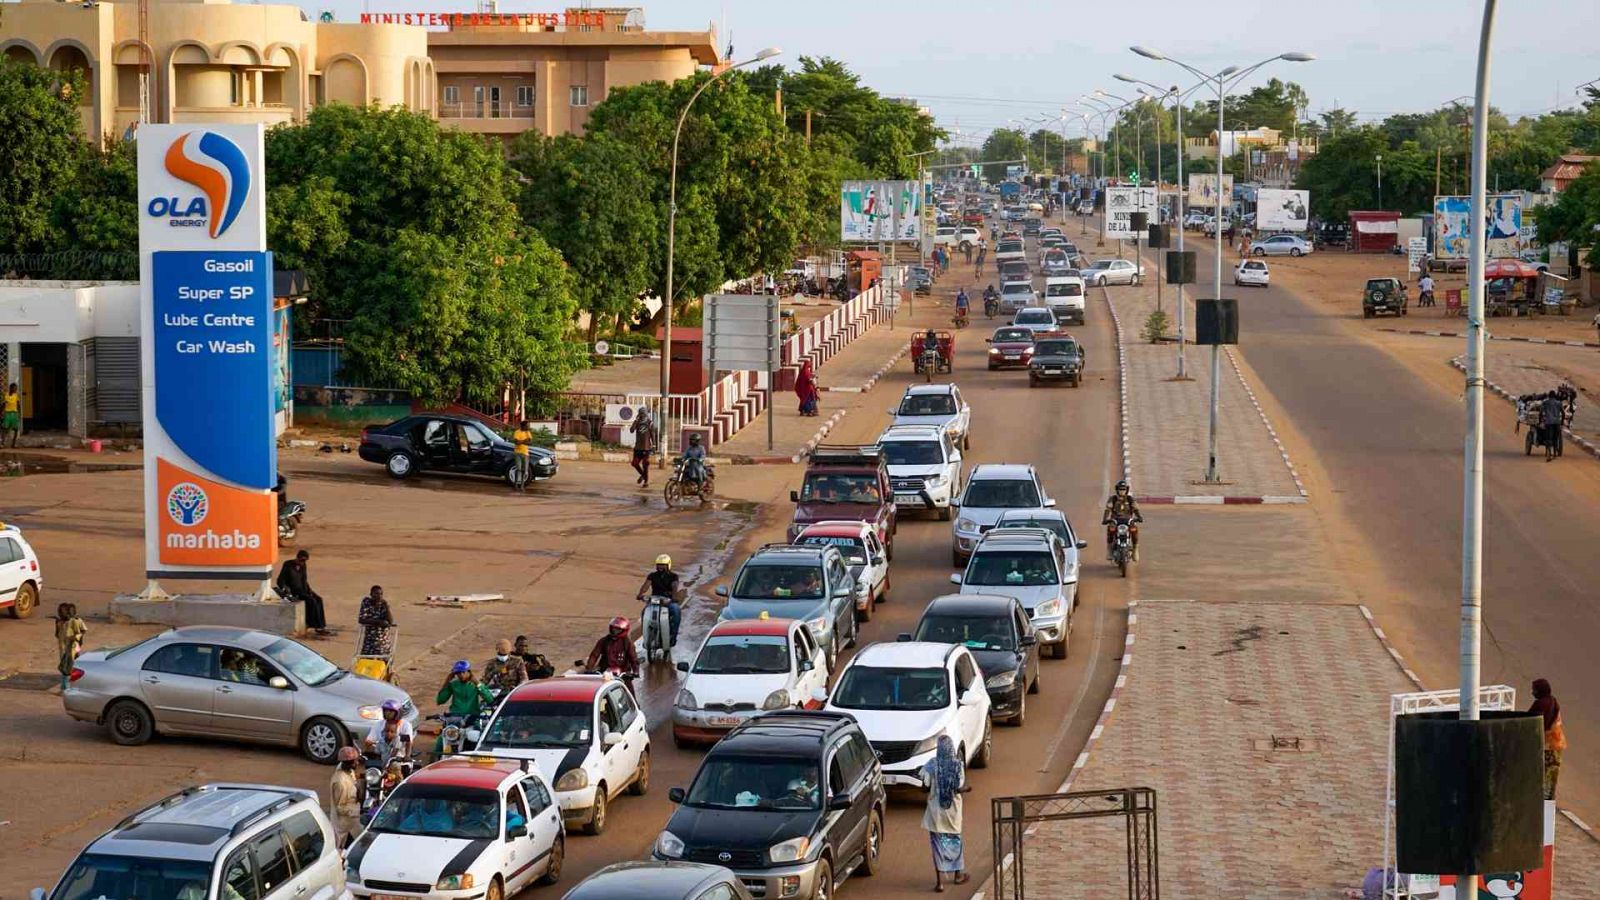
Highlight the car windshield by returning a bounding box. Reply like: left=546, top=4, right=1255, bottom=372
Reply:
left=1016, top=310, right=1053, bottom=324
left=732, top=564, right=826, bottom=600
left=1001, top=283, right=1032, bottom=296
left=480, top=700, right=591, bottom=748
left=963, top=479, right=1041, bottom=508
left=259, top=637, right=340, bottom=686
left=1059, top=269, right=1081, bottom=279
left=881, top=441, right=945, bottom=466
left=693, top=634, right=791, bottom=674
left=967, top=551, right=1058, bottom=586
left=52, top=853, right=213, bottom=900
left=992, top=328, right=1032, bottom=343
left=915, top=614, right=1016, bottom=651
left=372, top=784, right=501, bottom=839
left=1046, top=283, right=1082, bottom=297
left=1366, top=280, right=1393, bottom=291
left=898, top=394, right=957, bottom=416
left=998, top=242, right=1023, bottom=253
left=799, top=473, right=881, bottom=504
left=832, top=665, right=950, bottom=711
left=685, top=756, right=821, bottom=811
left=1033, top=340, right=1078, bottom=356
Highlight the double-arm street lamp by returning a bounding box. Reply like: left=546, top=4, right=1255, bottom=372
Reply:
left=1118, top=74, right=1190, bottom=377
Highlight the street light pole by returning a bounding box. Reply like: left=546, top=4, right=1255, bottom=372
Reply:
left=1376, top=153, right=1384, bottom=209
left=661, top=47, right=781, bottom=465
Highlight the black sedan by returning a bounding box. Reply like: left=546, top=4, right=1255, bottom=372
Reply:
left=357, top=413, right=558, bottom=484
left=910, top=594, right=1040, bottom=725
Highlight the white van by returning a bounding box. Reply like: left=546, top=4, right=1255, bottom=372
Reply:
left=1043, top=276, right=1087, bottom=325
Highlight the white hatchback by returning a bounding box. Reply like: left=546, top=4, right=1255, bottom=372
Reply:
left=1235, top=258, right=1270, bottom=287
left=0, top=523, right=42, bottom=619
left=670, top=616, right=831, bottom=747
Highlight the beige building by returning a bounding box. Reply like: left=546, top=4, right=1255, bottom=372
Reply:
left=0, top=0, right=431, bottom=144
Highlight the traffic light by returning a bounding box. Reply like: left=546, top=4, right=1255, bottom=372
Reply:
left=1129, top=171, right=1140, bottom=186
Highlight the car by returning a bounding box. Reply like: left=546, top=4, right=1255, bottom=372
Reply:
left=875, top=425, right=964, bottom=522
left=998, top=280, right=1036, bottom=313
left=998, top=261, right=1031, bottom=288
left=716, top=544, right=861, bottom=670
left=1362, top=277, right=1409, bottom=318
left=672, top=617, right=831, bottom=747
left=991, top=509, right=1086, bottom=594
left=1042, top=276, right=1086, bottom=324
left=471, top=674, right=651, bottom=835
left=656, top=710, right=886, bottom=900
left=1075, top=200, right=1094, bottom=216
left=797, top=519, right=891, bottom=612
left=358, top=414, right=558, bottom=484
left=785, top=445, right=896, bottom=557
left=956, top=226, right=982, bottom=250
left=1250, top=234, right=1312, bottom=257
left=1002, top=205, right=1028, bottom=221
left=824, top=641, right=991, bottom=787
left=1056, top=240, right=1081, bottom=258
left=1039, top=248, right=1072, bottom=277
left=563, top=861, right=754, bottom=900
left=1027, top=336, right=1085, bottom=388
left=1021, top=218, right=1042, bottom=237
left=933, top=225, right=958, bottom=248
left=1235, top=258, right=1270, bottom=287
left=1039, top=228, right=1064, bottom=241
left=949, top=463, right=1054, bottom=566
left=994, top=239, right=1026, bottom=263
left=985, top=326, right=1035, bottom=371
left=888, top=384, right=971, bottom=451
left=0, top=522, right=43, bottom=619
left=348, top=756, right=564, bottom=898
left=1084, top=259, right=1143, bottom=286
left=952, top=529, right=1073, bottom=658
left=1038, top=235, right=1066, bottom=255
left=905, top=266, right=934, bottom=295
left=1183, top=211, right=1210, bottom=231
left=31, top=784, right=348, bottom=900
left=911, top=594, right=1040, bottom=725
left=63, top=625, right=415, bottom=763
left=1011, top=307, right=1059, bottom=336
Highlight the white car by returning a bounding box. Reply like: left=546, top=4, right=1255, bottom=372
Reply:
left=956, top=226, right=982, bottom=250
left=951, top=528, right=1073, bottom=658
left=797, top=519, right=892, bottom=612
left=1085, top=258, right=1143, bottom=286
left=0, top=523, right=42, bottom=618
left=472, top=675, right=650, bottom=835
left=998, top=280, right=1037, bottom=312
left=889, top=383, right=971, bottom=451
left=825, top=641, right=991, bottom=787
left=994, top=239, right=1026, bottom=263
left=875, top=424, right=964, bottom=521
left=671, top=616, right=831, bottom=747
left=951, top=463, right=1054, bottom=565
left=351, top=756, right=564, bottom=898
left=1011, top=307, right=1059, bottom=336
left=1043, top=276, right=1086, bottom=324
left=1235, top=258, right=1270, bottom=287
left=1249, top=234, right=1312, bottom=257
left=934, top=225, right=958, bottom=247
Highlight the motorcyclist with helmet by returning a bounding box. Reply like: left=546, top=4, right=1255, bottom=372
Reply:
left=1102, top=480, right=1143, bottom=560
left=983, top=284, right=999, bottom=318
left=363, top=698, right=414, bottom=764
left=636, top=555, right=682, bottom=645
left=679, top=434, right=708, bottom=486
left=434, top=660, right=495, bottom=754
left=586, top=616, right=640, bottom=678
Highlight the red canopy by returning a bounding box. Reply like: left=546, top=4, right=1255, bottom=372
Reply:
left=1483, top=258, right=1540, bottom=280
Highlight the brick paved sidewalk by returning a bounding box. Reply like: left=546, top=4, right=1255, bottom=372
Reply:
left=1451, top=341, right=1600, bottom=445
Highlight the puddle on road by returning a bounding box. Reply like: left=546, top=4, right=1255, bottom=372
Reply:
left=0, top=453, right=141, bottom=477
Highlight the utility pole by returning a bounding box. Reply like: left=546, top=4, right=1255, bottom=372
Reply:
left=1435, top=145, right=1442, bottom=197
left=805, top=109, right=812, bottom=145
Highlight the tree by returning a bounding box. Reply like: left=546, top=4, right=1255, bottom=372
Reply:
left=0, top=61, right=85, bottom=254
left=775, top=56, right=943, bottom=178
left=980, top=129, right=1028, bottom=182
left=1319, top=108, right=1359, bottom=138
left=44, top=139, right=138, bottom=280
left=1537, top=160, right=1600, bottom=268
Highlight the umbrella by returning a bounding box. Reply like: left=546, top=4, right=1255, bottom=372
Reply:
left=1483, top=258, right=1540, bottom=280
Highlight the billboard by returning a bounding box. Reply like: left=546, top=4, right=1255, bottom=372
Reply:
left=1104, top=186, right=1157, bottom=240
left=841, top=180, right=922, bottom=242
left=1187, top=173, right=1234, bottom=208
left=1432, top=194, right=1524, bottom=261
left=138, top=125, right=277, bottom=578
left=1256, top=189, right=1310, bottom=232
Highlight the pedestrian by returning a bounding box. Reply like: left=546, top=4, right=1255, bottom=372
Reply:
left=1591, top=310, right=1600, bottom=344
left=54, top=602, right=87, bottom=691
left=796, top=360, right=820, bottom=417
left=920, top=734, right=970, bottom=891
left=276, top=549, right=329, bottom=635
left=514, top=634, right=556, bottom=679
left=962, top=242, right=972, bottom=265
left=940, top=246, right=950, bottom=274
left=2, top=382, right=20, bottom=448
left=629, top=408, right=656, bottom=487
left=1530, top=678, right=1566, bottom=800
left=357, top=585, right=395, bottom=656
left=329, top=746, right=362, bottom=849
left=975, top=244, right=987, bottom=274
left=510, top=419, right=534, bottom=491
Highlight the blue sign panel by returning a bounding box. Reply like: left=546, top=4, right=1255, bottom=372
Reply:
left=152, top=250, right=276, bottom=489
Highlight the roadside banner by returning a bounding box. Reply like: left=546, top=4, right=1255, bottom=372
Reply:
left=1187, top=173, right=1234, bottom=208
left=1256, top=189, right=1310, bottom=232
left=841, top=180, right=922, bottom=243
left=1104, top=186, right=1157, bottom=240
left=1432, top=194, right=1524, bottom=261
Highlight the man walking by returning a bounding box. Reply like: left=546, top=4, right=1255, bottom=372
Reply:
left=629, top=409, right=656, bottom=487
left=329, top=747, right=362, bottom=849
left=2, top=382, right=20, bottom=448
left=277, top=549, right=330, bottom=635
left=975, top=240, right=987, bottom=274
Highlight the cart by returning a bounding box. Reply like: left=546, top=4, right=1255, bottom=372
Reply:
left=911, top=331, right=954, bottom=382
left=352, top=624, right=399, bottom=683
left=1516, top=390, right=1575, bottom=460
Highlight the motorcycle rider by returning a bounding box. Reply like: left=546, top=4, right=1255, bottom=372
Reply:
left=586, top=616, right=640, bottom=677
left=363, top=698, right=414, bottom=763
left=482, top=638, right=528, bottom=693
left=679, top=433, right=708, bottom=486
left=1102, top=480, right=1143, bottom=561
left=1417, top=272, right=1436, bottom=307
left=637, top=554, right=683, bottom=646
left=434, top=660, right=495, bottom=752
left=983, top=284, right=999, bottom=317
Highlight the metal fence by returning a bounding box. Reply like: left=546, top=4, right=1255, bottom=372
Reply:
left=991, top=787, right=1160, bottom=900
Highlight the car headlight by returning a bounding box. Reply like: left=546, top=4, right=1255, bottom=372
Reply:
left=988, top=347, right=1000, bottom=355
left=1034, top=598, right=1063, bottom=618
left=763, top=689, right=792, bottom=711
left=437, top=874, right=475, bottom=890
left=808, top=615, right=830, bottom=636
left=676, top=688, right=698, bottom=710
left=986, top=670, right=1019, bottom=689
left=656, top=831, right=686, bottom=859
left=910, top=736, right=941, bottom=756
left=554, top=768, right=590, bottom=792
left=357, top=705, right=382, bottom=720
left=769, top=836, right=812, bottom=863
left=924, top=474, right=944, bottom=487
left=956, top=518, right=978, bottom=533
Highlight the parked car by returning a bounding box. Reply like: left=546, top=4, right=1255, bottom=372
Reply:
left=985, top=326, right=1035, bottom=371
left=1042, top=276, right=1086, bottom=324
left=563, top=861, right=754, bottom=900
left=63, top=626, right=415, bottom=763
left=0, top=522, right=42, bottom=619
left=471, top=674, right=651, bottom=835
left=1235, top=258, right=1270, bottom=287
left=1250, top=234, right=1312, bottom=257
left=1084, top=259, right=1143, bottom=286
left=1362, top=277, right=1409, bottom=318
left=657, top=711, right=886, bottom=900
left=956, top=227, right=982, bottom=250
left=1075, top=200, right=1095, bottom=216
left=31, top=784, right=348, bottom=900
left=911, top=594, right=1040, bottom=725
left=716, top=544, right=861, bottom=670
left=1027, top=336, right=1085, bottom=388
left=998, top=280, right=1036, bottom=313
left=1184, top=211, right=1210, bottom=231
left=952, top=528, right=1073, bottom=658
left=825, top=641, right=991, bottom=786
left=1011, top=307, right=1059, bottom=337
left=785, top=445, right=897, bottom=558
left=888, top=384, right=971, bottom=451
left=672, top=617, right=831, bottom=747
left=797, top=519, right=891, bottom=612
left=349, top=757, right=565, bottom=897
left=949, top=462, right=1055, bottom=566
left=358, top=414, right=558, bottom=484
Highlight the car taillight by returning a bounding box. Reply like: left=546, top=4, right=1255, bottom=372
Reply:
left=360, top=428, right=370, bottom=442
left=29, top=560, right=37, bottom=571
left=69, top=667, right=84, bottom=682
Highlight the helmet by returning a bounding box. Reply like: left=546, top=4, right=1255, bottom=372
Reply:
left=689, top=433, right=702, bottom=444
left=381, top=699, right=403, bottom=717
left=609, top=616, right=631, bottom=636
left=655, top=554, right=672, bottom=567
left=337, top=746, right=360, bottom=763
left=1115, top=480, right=1130, bottom=494
left=450, top=660, right=471, bottom=675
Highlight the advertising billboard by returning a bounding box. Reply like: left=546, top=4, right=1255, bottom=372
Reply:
left=1187, top=173, right=1234, bottom=208
left=138, top=125, right=277, bottom=578
left=1104, top=186, right=1157, bottom=240
left=840, top=180, right=922, bottom=243
left=1432, top=194, right=1524, bottom=261
left=1256, top=189, right=1310, bottom=232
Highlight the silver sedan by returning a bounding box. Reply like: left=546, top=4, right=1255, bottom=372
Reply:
left=1249, top=234, right=1313, bottom=257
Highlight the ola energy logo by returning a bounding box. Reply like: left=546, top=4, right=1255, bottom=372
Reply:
left=166, top=482, right=209, bottom=527
left=152, top=132, right=251, bottom=238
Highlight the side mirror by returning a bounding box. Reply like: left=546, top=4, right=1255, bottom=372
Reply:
left=714, top=585, right=729, bottom=597
left=31, top=890, right=47, bottom=900
left=668, top=787, right=686, bottom=804
left=1019, top=635, right=1038, bottom=648
left=896, top=632, right=913, bottom=642
left=828, top=792, right=852, bottom=811
left=959, top=691, right=983, bottom=708
left=871, top=556, right=886, bottom=566
left=887, top=407, right=898, bottom=416
left=676, top=661, right=690, bottom=673
left=603, top=732, right=625, bottom=748
left=1044, top=498, right=1057, bottom=508
left=789, top=490, right=800, bottom=503
left=950, top=500, right=961, bottom=509
left=948, top=573, right=963, bottom=585
left=268, top=676, right=290, bottom=690
left=984, top=338, right=993, bottom=343
left=799, top=658, right=815, bottom=672
left=1075, top=539, right=1088, bottom=550
left=506, top=823, right=528, bottom=839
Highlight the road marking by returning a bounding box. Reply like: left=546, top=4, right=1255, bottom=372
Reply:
left=1037, top=601, right=1106, bottom=773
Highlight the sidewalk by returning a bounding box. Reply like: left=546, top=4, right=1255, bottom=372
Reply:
left=1449, top=340, right=1600, bottom=449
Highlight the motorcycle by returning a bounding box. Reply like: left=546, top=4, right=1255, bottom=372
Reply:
left=360, top=751, right=415, bottom=823
left=1110, top=520, right=1136, bottom=578
left=984, top=294, right=999, bottom=318
left=640, top=595, right=675, bottom=663
left=664, top=458, right=715, bottom=507
left=278, top=499, right=306, bottom=544
left=427, top=690, right=499, bottom=760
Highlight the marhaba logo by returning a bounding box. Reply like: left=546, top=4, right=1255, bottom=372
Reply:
left=166, top=482, right=209, bottom=527
left=154, top=131, right=251, bottom=238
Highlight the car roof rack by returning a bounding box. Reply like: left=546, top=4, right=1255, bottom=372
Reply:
left=808, top=445, right=883, bottom=466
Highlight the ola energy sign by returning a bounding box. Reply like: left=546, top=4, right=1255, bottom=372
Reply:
left=137, top=125, right=276, bottom=577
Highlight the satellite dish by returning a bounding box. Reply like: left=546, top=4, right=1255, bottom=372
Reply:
left=594, top=340, right=610, bottom=356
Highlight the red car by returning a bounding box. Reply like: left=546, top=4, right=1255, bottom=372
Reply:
left=986, top=325, right=1036, bottom=370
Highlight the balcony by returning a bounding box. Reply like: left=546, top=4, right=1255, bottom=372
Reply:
left=439, top=101, right=535, bottom=120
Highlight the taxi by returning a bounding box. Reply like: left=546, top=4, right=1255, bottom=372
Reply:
left=795, top=520, right=891, bottom=617
left=671, top=616, right=831, bottom=748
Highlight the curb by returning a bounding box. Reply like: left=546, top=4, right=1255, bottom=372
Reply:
left=1356, top=604, right=1425, bottom=689
left=1382, top=327, right=1600, bottom=349
left=723, top=340, right=908, bottom=465
left=1221, top=346, right=1310, bottom=499
left=1448, top=357, right=1600, bottom=461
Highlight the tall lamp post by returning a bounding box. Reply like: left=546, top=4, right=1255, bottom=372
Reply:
left=1131, top=45, right=1314, bottom=483
left=1097, top=89, right=1142, bottom=182
left=1376, top=153, right=1385, bottom=209
left=1084, top=94, right=1139, bottom=257
left=661, top=46, right=782, bottom=464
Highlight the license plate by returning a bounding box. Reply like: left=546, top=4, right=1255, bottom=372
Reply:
left=1003, top=354, right=1020, bottom=359
left=1045, top=369, right=1063, bottom=374
left=709, top=715, right=743, bottom=727
left=371, top=895, right=412, bottom=900
left=895, top=493, right=925, bottom=506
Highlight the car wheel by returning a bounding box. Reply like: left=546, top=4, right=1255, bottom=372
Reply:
left=810, top=857, right=834, bottom=900
left=629, top=750, right=650, bottom=795
left=106, top=699, right=154, bottom=746
left=485, top=877, right=504, bottom=900
left=1007, top=691, right=1026, bottom=727
left=539, top=834, right=564, bottom=885
left=385, top=451, right=415, bottom=479
left=972, top=721, right=993, bottom=769
left=1290, top=248, right=1303, bottom=257
left=859, top=810, right=884, bottom=877
left=8, top=581, right=37, bottom=619
left=300, top=716, right=347, bottom=764
left=584, top=786, right=608, bottom=835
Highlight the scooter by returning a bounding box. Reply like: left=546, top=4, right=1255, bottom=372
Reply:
left=278, top=499, right=306, bottom=544
left=640, top=594, right=676, bottom=662
left=1110, top=520, right=1136, bottom=578
left=984, top=294, right=999, bottom=318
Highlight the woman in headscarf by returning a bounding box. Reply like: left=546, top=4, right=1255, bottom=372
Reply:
left=1530, top=678, right=1566, bottom=800
left=920, top=733, right=970, bottom=891
left=795, top=360, right=820, bottom=417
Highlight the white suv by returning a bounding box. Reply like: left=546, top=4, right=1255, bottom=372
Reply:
left=1, top=523, right=42, bottom=619
left=950, top=463, right=1055, bottom=565
left=889, top=383, right=971, bottom=451
left=877, top=424, right=964, bottom=521
left=951, top=528, right=1073, bottom=658
left=825, top=641, right=992, bottom=787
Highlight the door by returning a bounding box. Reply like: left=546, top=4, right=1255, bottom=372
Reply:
left=473, top=85, right=485, bottom=117
left=139, top=643, right=220, bottom=730
left=246, top=826, right=296, bottom=898
left=826, top=556, right=853, bottom=640
left=0, top=537, right=21, bottom=605
left=822, top=740, right=865, bottom=860
left=280, top=810, right=335, bottom=899
left=212, top=649, right=296, bottom=740
left=612, top=685, right=647, bottom=774
left=863, top=532, right=887, bottom=594
left=951, top=653, right=984, bottom=754
left=792, top=629, right=825, bottom=703
left=597, top=688, right=631, bottom=795
left=518, top=777, right=562, bottom=887
left=488, top=86, right=502, bottom=119
left=460, top=422, right=498, bottom=473
left=1015, top=604, right=1038, bottom=688
left=418, top=419, right=454, bottom=469
left=500, top=783, right=532, bottom=890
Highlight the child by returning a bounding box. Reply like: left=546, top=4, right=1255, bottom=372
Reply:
left=55, top=603, right=87, bottom=690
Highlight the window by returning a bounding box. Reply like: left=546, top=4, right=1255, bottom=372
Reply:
left=505, top=783, right=529, bottom=834
left=144, top=644, right=218, bottom=679
left=613, top=685, right=639, bottom=731
left=516, top=85, right=534, bottom=107
left=599, top=691, right=623, bottom=736
left=966, top=550, right=1058, bottom=587
left=827, top=557, right=850, bottom=593
left=248, top=829, right=293, bottom=896
left=521, top=776, right=552, bottom=814
left=219, top=649, right=280, bottom=686
left=281, top=811, right=326, bottom=873
left=831, top=736, right=865, bottom=785
left=827, top=753, right=847, bottom=795
left=221, top=847, right=261, bottom=900
left=0, top=538, right=17, bottom=564
left=422, top=420, right=450, bottom=446
left=443, top=85, right=460, bottom=106
left=569, top=84, right=588, bottom=107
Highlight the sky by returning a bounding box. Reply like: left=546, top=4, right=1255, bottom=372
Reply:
left=314, top=0, right=1600, bottom=145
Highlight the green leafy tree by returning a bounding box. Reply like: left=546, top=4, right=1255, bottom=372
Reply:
left=0, top=61, right=85, bottom=253
left=775, top=56, right=943, bottom=178
left=44, top=139, right=138, bottom=280
left=980, top=128, right=1029, bottom=182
